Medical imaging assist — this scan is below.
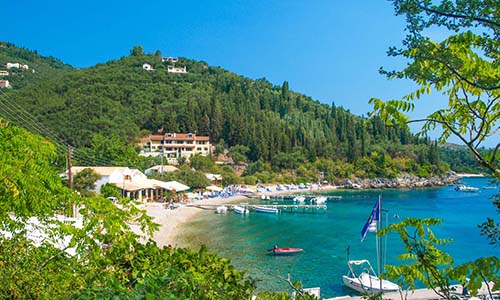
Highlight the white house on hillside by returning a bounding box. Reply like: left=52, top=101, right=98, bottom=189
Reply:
left=0, top=80, right=11, bottom=88
left=167, top=65, right=187, bottom=74
left=142, top=63, right=153, bottom=71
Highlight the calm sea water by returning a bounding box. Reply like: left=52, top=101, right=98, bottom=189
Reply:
left=177, top=177, right=499, bottom=298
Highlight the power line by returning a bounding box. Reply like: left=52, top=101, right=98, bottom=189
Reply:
left=0, top=89, right=115, bottom=166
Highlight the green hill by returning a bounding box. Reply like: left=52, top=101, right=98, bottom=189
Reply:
left=1, top=44, right=451, bottom=179
left=0, top=41, right=73, bottom=89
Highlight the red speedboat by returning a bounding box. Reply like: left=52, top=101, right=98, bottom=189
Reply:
left=271, top=247, right=303, bottom=255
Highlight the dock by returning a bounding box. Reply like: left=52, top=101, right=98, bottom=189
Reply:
left=187, top=203, right=327, bottom=213
left=323, top=282, right=497, bottom=300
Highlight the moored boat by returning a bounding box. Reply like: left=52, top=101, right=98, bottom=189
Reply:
left=216, top=205, right=228, bottom=214
left=254, top=205, right=279, bottom=214
left=270, top=246, right=304, bottom=255
left=342, top=259, right=400, bottom=294
left=233, top=205, right=249, bottom=215
left=455, top=184, right=479, bottom=192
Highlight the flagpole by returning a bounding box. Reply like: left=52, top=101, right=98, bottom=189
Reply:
left=378, top=194, right=383, bottom=293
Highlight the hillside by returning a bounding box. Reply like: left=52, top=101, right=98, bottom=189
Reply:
left=0, top=42, right=73, bottom=89
left=0, top=44, right=451, bottom=180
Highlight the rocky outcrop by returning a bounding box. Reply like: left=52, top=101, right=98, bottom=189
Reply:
left=343, top=171, right=460, bottom=189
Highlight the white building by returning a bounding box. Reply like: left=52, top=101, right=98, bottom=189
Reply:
left=0, top=80, right=11, bottom=88
left=5, top=62, right=29, bottom=70
left=144, top=133, right=210, bottom=164
left=167, top=65, right=187, bottom=74
left=161, top=57, right=179, bottom=63
left=142, top=63, right=153, bottom=71
left=0, top=70, right=9, bottom=76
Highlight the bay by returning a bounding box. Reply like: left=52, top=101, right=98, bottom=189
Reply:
left=177, top=177, right=498, bottom=299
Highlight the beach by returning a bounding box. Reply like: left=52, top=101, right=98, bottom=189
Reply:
left=140, top=185, right=339, bottom=247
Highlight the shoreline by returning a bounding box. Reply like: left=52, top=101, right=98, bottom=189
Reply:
left=141, top=184, right=340, bottom=247
left=141, top=171, right=483, bottom=247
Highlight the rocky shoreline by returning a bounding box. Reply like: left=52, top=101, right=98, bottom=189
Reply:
left=343, top=171, right=461, bottom=189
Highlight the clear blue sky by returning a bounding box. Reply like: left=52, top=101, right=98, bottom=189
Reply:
left=4, top=0, right=459, bottom=141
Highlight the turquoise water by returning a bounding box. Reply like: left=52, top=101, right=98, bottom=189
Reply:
left=178, top=177, right=499, bottom=298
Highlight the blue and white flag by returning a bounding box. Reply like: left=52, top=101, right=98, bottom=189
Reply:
left=361, top=197, right=380, bottom=242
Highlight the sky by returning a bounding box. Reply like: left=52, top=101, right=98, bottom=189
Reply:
left=2, top=0, right=472, bottom=144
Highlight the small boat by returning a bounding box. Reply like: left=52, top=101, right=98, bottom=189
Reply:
left=232, top=205, right=249, bottom=215
left=293, top=196, right=305, bottom=203
left=342, top=259, right=400, bottom=294
left=254, top=205, right=279, bottom=214
left=343, top=196, right=400, bottom=295
left=270, top=246, right=303, bottom=255
left=311, top=196, right=327, bottom=204
left=216, top=205, right=228, bottom=214
left=455, top=184, right=479, bottom=192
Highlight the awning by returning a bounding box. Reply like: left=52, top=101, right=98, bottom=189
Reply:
left=150, top=179, right=190, bottom=192
left=206, top=185, right=222, bottom=192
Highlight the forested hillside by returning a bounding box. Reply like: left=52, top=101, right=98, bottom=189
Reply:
left=0, top=42, right=73, bottom=89
left=1, top=44, right=451, bottom=180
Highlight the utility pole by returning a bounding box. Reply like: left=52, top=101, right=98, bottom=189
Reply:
left=68, top=144, right=76, bottom=217
left=68, top=144, right=73, bottom=190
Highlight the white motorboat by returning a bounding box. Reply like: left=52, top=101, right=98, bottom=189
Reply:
left=293, top=196, right=305, bottom=203
left=455, top=184, right=479, bottom=192
left=342, top=259, right=400, bottom=294
left=216, top=205, right=228, bottom=214
left=232, top=205, right=249, bottom=215
left=254, top=205, right=279, bottom=214
left=311, top=196, right=327, bottom=204
left=343, top=195, right=400, bottom=295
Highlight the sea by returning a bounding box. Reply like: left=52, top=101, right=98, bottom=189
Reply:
left=176, top=177, right=499, bottom=299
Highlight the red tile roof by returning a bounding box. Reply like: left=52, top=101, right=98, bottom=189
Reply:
left=149, top=133, right=209, bottom=141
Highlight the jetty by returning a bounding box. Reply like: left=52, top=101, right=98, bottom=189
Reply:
left=316, top=282, right=497, bottom=300
left=187, top=203, right=327, bottom=213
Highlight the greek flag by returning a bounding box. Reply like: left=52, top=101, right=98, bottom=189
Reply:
left=361, top=196, right=380, bottom=242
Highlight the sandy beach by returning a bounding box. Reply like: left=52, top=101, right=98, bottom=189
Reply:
left=139, top=185, right=339, bottom=248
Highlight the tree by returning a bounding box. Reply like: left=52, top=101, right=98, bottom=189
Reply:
left=228, top=144, right=250, bottom=165
left=130, top=45, right=144, bottom=56
left=73, top=168, right=101, bottom=197
left=0, top=121, right=263, bottom=299
left=370, top=0, right=500, bottom=295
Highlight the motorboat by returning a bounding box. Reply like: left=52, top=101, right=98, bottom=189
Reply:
left=293, top=196, right=305, bottom=203
left=232, top=205, right=249, bottom=215
left=254, top=205, right=279, bottom=214
left=342, top=259, right=400, bottom=294
left=455, top=184, right=479, bottom=192
left=216, top=206, right=228, bottom=214
left=343, top=196, right=400, bottom=295
left=311, top=196, right=327, bottom=204
left=270, top=246, right=303, bottom=255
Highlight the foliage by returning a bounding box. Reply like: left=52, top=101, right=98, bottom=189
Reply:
left=372, top=1, right=500, bottom=296
left=228, top=144, right=250, bottom=165
left=0, top=43, right=450, bottom=180
left=73, top=167, right=102, bottom=197
left=381, top=218, right=500, bottom=299
left=100, top=182, right=121, bottom=198
left=1, top=121, right=298, bottom=299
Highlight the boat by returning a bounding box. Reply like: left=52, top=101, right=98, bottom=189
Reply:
left=270, top=246, right=304, bottom=255
left=254, top=205, right=279, bottom=214
left=216, top=205, right=228, bottom=214
left=455, top=184, right=479, bottom=192
left=342, top=259, right=400, bottom=294
left=311, top=196, right=327, bottom=204
left=232, top=205, right=249, bottom=215
left=293, top=196, right=305, bottom=203
left=342, top=195, right=401, bottom=294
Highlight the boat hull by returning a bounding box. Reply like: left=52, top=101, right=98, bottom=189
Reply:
left=342, top=273, right=400, bottom=294
left=254, top=206, right=279, bottom=214
left=272, top=247, right=303, bottom=255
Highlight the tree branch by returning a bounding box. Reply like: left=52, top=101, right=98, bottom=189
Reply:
left=417, top=3, right=500, bottom=29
